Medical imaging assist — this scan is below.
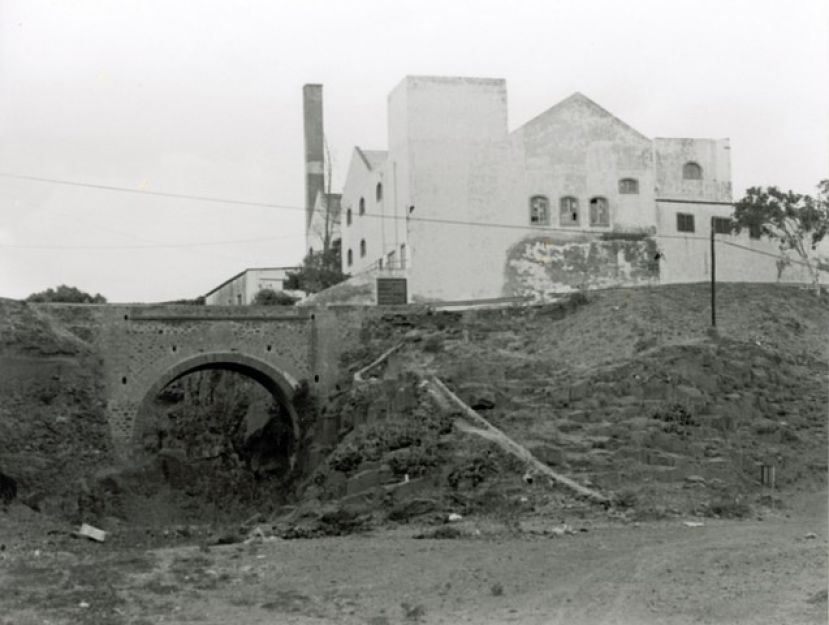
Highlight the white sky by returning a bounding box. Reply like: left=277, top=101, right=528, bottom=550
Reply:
left=1, top=0, right=827, bottom=303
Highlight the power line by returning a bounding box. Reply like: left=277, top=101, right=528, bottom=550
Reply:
left=4, top=170, right=824, bottom=274
left=0, top=171, right=302, bottom=210
left=717, top=238, right=827, bottom=272
left=0, top=233, right=304, bottom=250
left=2, top=169, right=715, bottom=243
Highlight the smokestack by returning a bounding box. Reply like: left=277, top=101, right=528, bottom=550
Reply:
left=303, top=84, right=325, bottom=233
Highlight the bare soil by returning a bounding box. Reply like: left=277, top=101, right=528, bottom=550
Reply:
left=1, top=489, right=826, bottom=624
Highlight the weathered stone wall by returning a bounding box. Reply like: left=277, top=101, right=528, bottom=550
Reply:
left=34, top=304, right=367, bottom=460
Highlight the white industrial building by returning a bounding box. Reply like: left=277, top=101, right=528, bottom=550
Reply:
left=305, top=76, right=823, bottom=304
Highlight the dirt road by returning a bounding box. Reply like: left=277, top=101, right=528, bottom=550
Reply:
left=1, top=493, right=826, bottom=625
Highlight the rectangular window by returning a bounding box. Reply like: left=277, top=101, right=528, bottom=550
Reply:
left=677, top=213, right=695, bottom=233
left=712, top=217, right=732, bottom=235
left=560, top=197, right=580, bottom=226
left=589, top=197, right=610, bottom=226
left=530, top=196, right=550, bottom=225
left=749, top=223, right=762, bottom=239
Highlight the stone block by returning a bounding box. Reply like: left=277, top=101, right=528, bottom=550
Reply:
left=527, top=443, right=566, bottom=467
left=648, top=431, right=691, bottom=455
left=569, top=382, right=589, bottom=401
left=382, top=476, right=435, bottom=503
left=324, top=471, right=348, bottom=499
left=643, top=380, right=670, bottom=400
left=675, top=385, right=705, bottom=403
left=346, top=466, right=393, bottom=495
left=458, top=382, right=497, bottom=410
left=391, top=381, right=420, bottom=413
left=557, top=420, right=583, bottom=433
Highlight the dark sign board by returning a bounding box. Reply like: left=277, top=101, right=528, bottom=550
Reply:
left=376, top=278, right=407, bottom=305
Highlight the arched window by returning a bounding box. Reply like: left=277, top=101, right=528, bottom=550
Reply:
left=347, top=249, right=353, bottom=266
left=589, top=197, right=610, bottom=226
left=683, top=162, right=702, bottom=180
left=560, top=196, right=580, bottom=226
left=619, top=178, right=639, bottom=194
left=346, top=208, right=352, bottom=226
left=359, top=197, right=365, bottom=215
left=376, top=182, right=383, bottom=202
left=360, top=239, right=366, bottom=257
left=529, top=195, right=549, bottom=225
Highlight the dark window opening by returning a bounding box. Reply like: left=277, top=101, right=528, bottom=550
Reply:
left=712, top=217, right=732, bottom=235
left=347, top=249, right=353, bottom=266
left=677, top=212, right=695, bottom=233
left=589, top=197, right=610, bottom=227
left=683, top=162, right=703, bottom=180
left=619, top=178, right=639, bottom=194
left=529, top=195, right=549, bottom=225
left=360, top=239, right=366, bottom=257
left=749, top=223, right=763, bottom=239
left=376, top=182, right=383, bottom=202
left=359, top=197, right=365, bottom=215
left=346, top=208, right=352, bottom=226
left=560, top=196, right=580, bottom=226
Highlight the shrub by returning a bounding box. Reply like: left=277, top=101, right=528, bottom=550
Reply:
left=614, top=488, right=639, bottom=509
left=328, top=442, right=363, bottom=474
left=652, top=403, right=697, bottom=436
left=387, top=446, right=440, bottom=478
left=26, top=285, right=106, bottom=303
left=447, top=451, right=499, bottom=489
left=252, top=289, right=297, bottom=306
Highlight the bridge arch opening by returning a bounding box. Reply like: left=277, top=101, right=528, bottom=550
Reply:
left=132, top=352, right=304, bottom=517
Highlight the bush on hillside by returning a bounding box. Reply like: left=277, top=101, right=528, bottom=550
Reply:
left=252, top=289, right=298, bottom=306
left=26, top=285, right=107, bottom=304
left=284, top=244, right=348, bottom=294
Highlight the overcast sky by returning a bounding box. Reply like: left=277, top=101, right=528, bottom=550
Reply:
left=1, top=0, right=827, bottom=303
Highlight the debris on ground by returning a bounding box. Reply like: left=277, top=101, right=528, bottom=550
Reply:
left=77, top=523, right=107, bottom=542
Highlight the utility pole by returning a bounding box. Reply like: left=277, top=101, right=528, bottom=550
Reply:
left=710, top=219, right=716, bottom=327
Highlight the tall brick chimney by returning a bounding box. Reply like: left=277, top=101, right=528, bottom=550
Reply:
left=302, top=84, right=325, bottom=233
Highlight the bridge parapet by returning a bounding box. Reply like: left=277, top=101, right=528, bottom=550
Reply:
left=33, top=304, right=365, bottom=459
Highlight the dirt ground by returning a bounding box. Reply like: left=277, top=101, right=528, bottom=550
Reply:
left=1, top=488, right=826, bottom=625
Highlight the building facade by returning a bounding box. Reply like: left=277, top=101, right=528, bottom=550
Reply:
left=204, top=267, right=301, bottom=306
left=326, top=76, right=823, bottom=303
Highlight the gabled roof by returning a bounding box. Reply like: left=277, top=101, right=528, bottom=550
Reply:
left=355, top=146, right=388, bottom=171
left=516, top=92, right=650, bottom=142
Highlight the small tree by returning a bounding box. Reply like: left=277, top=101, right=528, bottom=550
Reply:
left=26, top=284, right=107, bottom=303
left=284, top=242, right=348, bottom=294
left=252, top=289, right=297, bottom=306
left=732, top=181, right=829, bottom=292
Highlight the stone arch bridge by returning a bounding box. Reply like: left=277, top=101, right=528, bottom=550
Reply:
left=37, top=304, right=364, bottom=460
